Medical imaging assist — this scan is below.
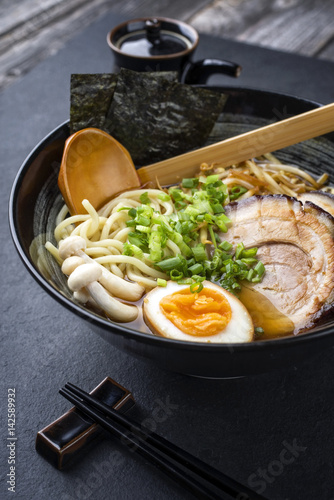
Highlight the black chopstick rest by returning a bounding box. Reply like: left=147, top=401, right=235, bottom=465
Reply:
left=36, top=377, right=134, bottom=469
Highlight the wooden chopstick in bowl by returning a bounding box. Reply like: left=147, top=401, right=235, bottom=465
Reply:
left=59, top=383, right=267, bottom=500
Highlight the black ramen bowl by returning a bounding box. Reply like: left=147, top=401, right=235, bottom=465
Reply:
left=9, top=87, right=334, bottom=378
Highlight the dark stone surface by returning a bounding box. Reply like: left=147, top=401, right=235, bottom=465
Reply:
left=1, top=11, right=334, bottom=500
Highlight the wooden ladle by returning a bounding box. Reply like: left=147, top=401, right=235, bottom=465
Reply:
left=59, top=103, right=334, bottom=215
left=58, top=128, right=140, bottom=215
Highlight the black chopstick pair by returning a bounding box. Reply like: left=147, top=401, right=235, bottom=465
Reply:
left=59, top=383, right=268, bottom=500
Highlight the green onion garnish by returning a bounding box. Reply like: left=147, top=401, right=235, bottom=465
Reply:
left=254, top=327, right=264, bottom=338
left=192, top=244, right=207, bottom=262
left=156, top=256, right=182, bottom=271
left=205, top=174, right=220, bottom=184
left=158, top=192, right=171, bottom=202
left=219, top=241, right=233, bottom=251
left=188, top=263, right=204, bottom=275
left=170, top=269, right=184, bottom=280
left=128, top=207, right=137, bottom=218
left=229, top=186, right=248, bottom=200
left=254, top=261, right=265, bottom=277
left=190, top=282, right=204, bottom=293
left=235, top=242, right=245, bottom=260
left=139, top=192, right=151, bottom=204
left=136, top=225, right=151, bottom=233
left=208, top=225, right=217, bottom=248
left=121, top=173, right=265, bottom=295
left=182, top=178, right=199, bottom=189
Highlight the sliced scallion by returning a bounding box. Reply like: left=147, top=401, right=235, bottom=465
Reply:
left=182, top=177, right=199, bottom=189
left=192, top=244, right=207, bottom=262
left=188, top=263, right=204, bottom=275
left=190, top=282, right=204, bottom=293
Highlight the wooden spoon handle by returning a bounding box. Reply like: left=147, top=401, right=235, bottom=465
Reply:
left=138, top=103, right=334, bottom=186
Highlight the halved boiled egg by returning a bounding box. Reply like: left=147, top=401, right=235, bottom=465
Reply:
left=143, top=280, right=254, bottom=343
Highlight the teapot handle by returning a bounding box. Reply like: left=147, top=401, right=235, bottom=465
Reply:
left=181, top=59, right=242, bottom=84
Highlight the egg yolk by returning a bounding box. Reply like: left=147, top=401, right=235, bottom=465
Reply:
left=159, top=287, right=232, bottom=336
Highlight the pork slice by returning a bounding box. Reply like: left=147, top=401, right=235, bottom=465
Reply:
left=223, top=195, right=334, bottom=333
left=298, top=191, right=334, bottom=218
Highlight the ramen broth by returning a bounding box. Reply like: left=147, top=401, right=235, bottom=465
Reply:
left=238, top=285, right=295, bottom=339
left=97, top=284, right=295, bottom=340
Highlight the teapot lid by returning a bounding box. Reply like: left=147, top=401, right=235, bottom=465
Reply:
left=114, top=19, right=193, bottom=57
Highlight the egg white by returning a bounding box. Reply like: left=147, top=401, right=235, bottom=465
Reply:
left=143, top=280, right=254, bottom=343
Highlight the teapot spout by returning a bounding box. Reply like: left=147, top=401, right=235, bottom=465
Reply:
left=182, top=58, right=242, bottom=84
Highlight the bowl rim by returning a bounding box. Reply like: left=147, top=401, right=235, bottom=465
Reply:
left=9, top=85, right=334, bottom=353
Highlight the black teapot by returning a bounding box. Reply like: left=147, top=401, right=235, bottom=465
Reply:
left=107, top=17, right=241, bottom=84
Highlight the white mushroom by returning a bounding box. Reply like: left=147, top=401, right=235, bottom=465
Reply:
left=67, top=263, right=102, bottom=291
left=73, top=288, right=96, bottom=305
left=61, top=257, right=99, bottom=308
left=58, top=236, right=86, bottom=259
left=58, top=236, right=144, bottom=301
left=66, top=262, right=138, bottom=322
left=61, top=256, right=85, bottom=275
left=86, top=281, right=138, bottom=322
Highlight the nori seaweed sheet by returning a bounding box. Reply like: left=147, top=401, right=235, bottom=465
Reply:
left=105, top=69, right=227, bottom=166
left=70, top=69, right=227, bottom=166
left=70, top=74, right=117, bottom=134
